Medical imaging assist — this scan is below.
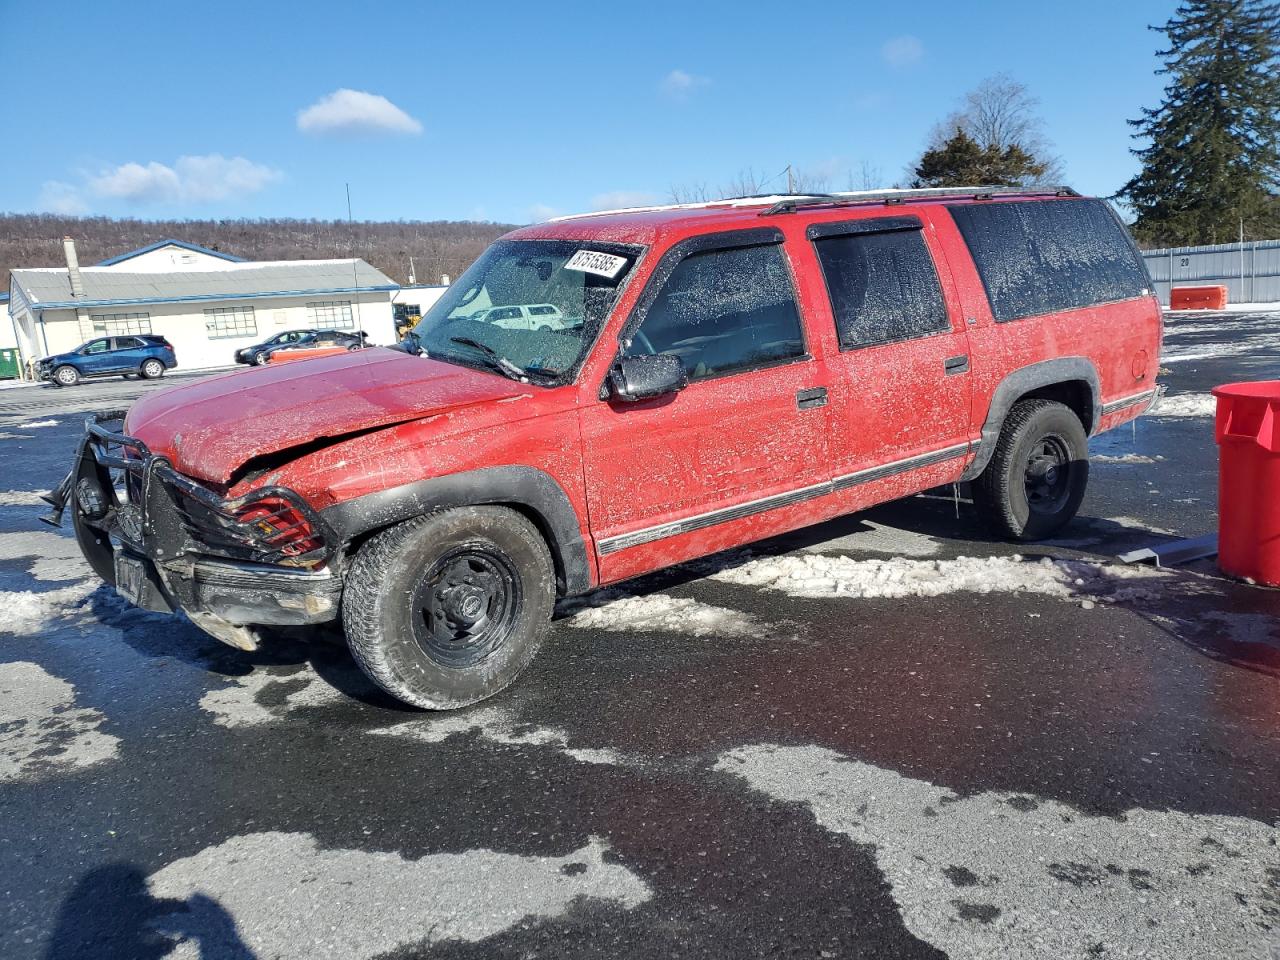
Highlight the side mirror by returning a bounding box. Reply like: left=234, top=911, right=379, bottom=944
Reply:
left=396, top=331, right=424, bottom=356
left=609, top=353, right=687, bottom=402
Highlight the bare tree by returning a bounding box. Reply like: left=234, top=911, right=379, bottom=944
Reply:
left=847, top=161, right=884, bottom=192
left=920, top=74, right=1063, bottom=183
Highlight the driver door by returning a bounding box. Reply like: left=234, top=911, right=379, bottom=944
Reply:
left=78, top=338, right=114, bottom=374
left=579, top=232, right=832, bottom=583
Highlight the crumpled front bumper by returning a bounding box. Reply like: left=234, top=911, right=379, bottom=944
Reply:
left=44, top=411, right=343, bottom=647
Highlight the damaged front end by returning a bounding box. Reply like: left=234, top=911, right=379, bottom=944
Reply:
left=43, top=411, right=343, bottom=650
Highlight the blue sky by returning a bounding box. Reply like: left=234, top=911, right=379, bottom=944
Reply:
left=3, top=0, right=1177, bottom=224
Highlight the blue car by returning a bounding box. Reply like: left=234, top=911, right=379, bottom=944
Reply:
left=36, top=335, right=177, bottom=387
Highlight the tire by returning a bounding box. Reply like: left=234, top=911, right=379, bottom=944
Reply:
left=53, top=365, right=80, bottom=387
left=254, top=352, right=270, bottom=366
left=973, top=399, right=1089, bottom=541
left=342, top=506, right=555, bottom=709
left=140, top=358, right=165, bottom=379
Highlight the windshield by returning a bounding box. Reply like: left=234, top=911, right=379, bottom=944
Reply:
left=411, top=239, right=640, bottom=382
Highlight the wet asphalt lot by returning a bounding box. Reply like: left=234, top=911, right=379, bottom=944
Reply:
left=2, top=314, right=1279, bottom=960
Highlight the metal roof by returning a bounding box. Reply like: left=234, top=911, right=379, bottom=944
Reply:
left=96, top=238, right=247, bottom=266
left=10, top=259, right=397, bottom=312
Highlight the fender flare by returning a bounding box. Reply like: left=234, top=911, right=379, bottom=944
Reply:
left=320, top=466, right=592, bottom=596
left=962, top=357, right=1101, bottom=482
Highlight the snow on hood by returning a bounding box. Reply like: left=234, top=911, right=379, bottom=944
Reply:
left=124, top=347, right=526, bottom=484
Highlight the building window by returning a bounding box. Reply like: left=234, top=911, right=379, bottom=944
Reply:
left=204, top=305, right=257, bottom=339
left=307, top=300, right=355, bottom=329
left=91, top=312, right=151, bottom=336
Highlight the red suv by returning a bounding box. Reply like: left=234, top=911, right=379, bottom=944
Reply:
left=49, top=187, right=1161, bottom=709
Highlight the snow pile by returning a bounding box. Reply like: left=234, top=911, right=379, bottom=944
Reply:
left=709, top=553, right=1163, bottom=603
left=0, top=490, right=49, bottom=506
left=15, top=419, right=58, bottom=428
left=0, top=581, right=98, bottom=636
left=1149, top=393, right=1216, bottom=417
left=565, top=592, right=769, bottom=639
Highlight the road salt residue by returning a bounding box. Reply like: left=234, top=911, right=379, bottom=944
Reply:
left=565, top=592, right=769, bottom=639
left=370, top=704, right=625, bottom=765
left=0, top=661, right=119, bottom=781
left=15, top=419, right=59, bottom=428
left=709, top=554, right=1163, bottom=602
left=147, top=832, right=650, bottom=959
left=717, top=744, right=1280, bottom=960
left=1091, top=454, right=1159, bottom=465
left=0, top=530, right=93, bottom=582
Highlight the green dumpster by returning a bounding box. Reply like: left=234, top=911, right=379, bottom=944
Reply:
left=0, top=348, right=19, bottom=381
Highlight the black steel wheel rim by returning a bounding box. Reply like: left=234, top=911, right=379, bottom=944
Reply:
left=1023, top=435, right=1072, bottom=515
left=411, top=545, right=522, bottom=667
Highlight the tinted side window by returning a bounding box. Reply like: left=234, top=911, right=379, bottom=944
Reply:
left=627, top=244, right=804, bottom=381
left=114, top=337, right=144, bottom=349
left=947, top=198, right=1150, bottom=323
left=813, top=228, right=949, bottom=349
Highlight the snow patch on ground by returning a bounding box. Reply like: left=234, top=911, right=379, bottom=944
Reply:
left=565, top=591, right=769, bottom=639
left=146, top=832, right=650, bottom=959
left=1203, top=611, right=1277, bottom=646
left=0, top=580, right=98, bottom=636
left=0, top=530, right=93, bottom=581
left=0, top=661, right=119, bottom=781
left=0, top=490, right=49, bottom=506
left=15, top=419, right=59, bottom=428
left=1091, top=453, right=1160, bottom=465
left=199, top=668, right=348, bottom=727
left=717, top=743, right=1280, bottom=960
left=370, top=704, right=626, bottom=766
left=1149, top=393, right=1217, bottom=417
left=708, top=554, right=1164, bottom=603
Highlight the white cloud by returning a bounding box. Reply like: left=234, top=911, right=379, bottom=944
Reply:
left=297, top=89, right=423, bottom=137
left=661, top=68, right=710, bottom=100
left=88, top=154, right=282, bottom=205
left=37, top=180, right=88, bottom=215
left=590, top=190, right=659, bottom=211
left=881, top=34, right=923, bottom=67
left=528, top=203, right=561, bottom=222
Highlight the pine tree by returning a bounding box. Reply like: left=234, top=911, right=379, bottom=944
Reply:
left=912, top=128, right=1048, bottom=188
left=1118, top=0, right=1280, bottom=245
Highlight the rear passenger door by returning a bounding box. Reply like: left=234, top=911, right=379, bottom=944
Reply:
left=811, top=215, right=975, bottom=482
left=109, top=337, right=146, bottom=372
left=580, top=231, right=831, bottom=580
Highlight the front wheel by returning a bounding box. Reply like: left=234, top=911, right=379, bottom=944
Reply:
left=973, top=399, right=1089, bottom=541
left=53, top=365, right=80, bottom=387
left=342, top=506, right=555, bottom=709
left=140, top=359, right=165, bottom=379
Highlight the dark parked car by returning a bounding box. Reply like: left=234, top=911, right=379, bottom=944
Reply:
left=234, top=329, right=316, bottom=366
left=37, top=335, right=176, bottom=387
left=259, top=329, right=370, bottom=361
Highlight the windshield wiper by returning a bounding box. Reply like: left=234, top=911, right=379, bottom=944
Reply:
left=448, top=337, right=529, bottom=381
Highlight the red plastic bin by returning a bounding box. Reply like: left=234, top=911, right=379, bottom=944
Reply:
left=1213, top=381, right=1280, bottom=585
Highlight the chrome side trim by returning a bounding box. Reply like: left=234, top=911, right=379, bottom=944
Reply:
left=1101, top=389, right=1158, bottom=416
left=597, top=441, right=971, bottom=556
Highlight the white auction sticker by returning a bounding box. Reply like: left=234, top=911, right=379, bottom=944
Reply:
left=564, top=250, right=627, bottom=279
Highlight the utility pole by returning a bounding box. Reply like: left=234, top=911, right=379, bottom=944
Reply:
left=786, top=164, right=795, bottom=194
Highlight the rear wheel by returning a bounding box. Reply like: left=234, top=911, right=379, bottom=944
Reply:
left=973, top=399, right=1089, bottom=541
left=53, top=365, right=80, bottom=387
left=342, top=506, right=555, bottom=709
left=140, top=358, right=165, bottom=379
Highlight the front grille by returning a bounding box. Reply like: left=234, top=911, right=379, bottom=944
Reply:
left=82, top=411, right=331, bottom=567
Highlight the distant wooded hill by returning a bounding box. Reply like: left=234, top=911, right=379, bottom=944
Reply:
left=0, top=214, right=519, bottom=291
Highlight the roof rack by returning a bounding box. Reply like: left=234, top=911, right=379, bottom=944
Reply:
left=760, top=185, right=1079, bottom=216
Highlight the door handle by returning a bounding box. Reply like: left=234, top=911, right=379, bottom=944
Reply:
left=944, top=355, right=970, bottom=375
left=796, top=386, right=828, bottom=410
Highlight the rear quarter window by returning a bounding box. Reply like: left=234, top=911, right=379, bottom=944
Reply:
left=947, top=198, right=1151, bottom=323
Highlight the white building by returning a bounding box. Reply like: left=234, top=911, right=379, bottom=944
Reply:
left=7, top=239, right=399, bottom=377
